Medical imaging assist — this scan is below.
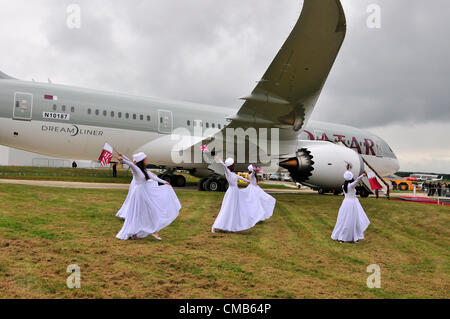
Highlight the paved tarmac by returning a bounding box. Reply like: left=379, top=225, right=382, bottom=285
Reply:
left=0, top=179, right=303, bottom=194
left=0, top=178, right=431, bottom=197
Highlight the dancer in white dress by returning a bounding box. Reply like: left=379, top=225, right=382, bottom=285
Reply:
left=116, top=153, right=160, bottom=220
left=331, top=171, right=370, bottom=243
left=115, top=152, right=181, bottom=241
left=212, top=158, right=264, bottom=233
left=241, top=165, right=276, bottom=222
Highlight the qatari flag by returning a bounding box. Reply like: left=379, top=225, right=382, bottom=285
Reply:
left=98, top=143, right=114, bottom=167
left=367, top=171, right=383, bottom=191
left=44, top=94, right=58, bottom=101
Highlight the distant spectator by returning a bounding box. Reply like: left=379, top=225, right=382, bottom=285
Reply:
left=392, top=181, right=398, bottom=191
left=112, top=163, right=117, bottom=178
left=427, top=182, right=432, bottom=196
left=430, top=182, right=437, bottom=196
left=72, top=161, right=77, bottom=169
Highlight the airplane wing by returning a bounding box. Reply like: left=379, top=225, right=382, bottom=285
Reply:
left=228, top=0, right=346, bottom=132
left=164, top=0, right=347, bottom=169
left=0, top=70, right=16, bottom=80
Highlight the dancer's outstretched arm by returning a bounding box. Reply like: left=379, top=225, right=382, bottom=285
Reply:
left=237, top=175, right=250, bottom=184
left=215, top=157, right=231, bottom=175
left=350, top=173, right=367, bottom=188
left=117, top=154, right=143, bottom=179
left=147, top=171, right=170, bottom=185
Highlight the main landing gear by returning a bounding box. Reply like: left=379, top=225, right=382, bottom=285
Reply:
left=158, top=172, right=187, bottom=187
left=198, top=174, right=228, bottom=192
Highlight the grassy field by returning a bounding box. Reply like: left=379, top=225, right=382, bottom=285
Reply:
left=0, top=183, right=448, bottom=299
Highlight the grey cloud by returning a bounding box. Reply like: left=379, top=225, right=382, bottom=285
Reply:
left=314, top=0, right=450, bottom=128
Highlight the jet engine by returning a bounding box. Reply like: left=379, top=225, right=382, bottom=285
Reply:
left=279, top=142, right=365, bottom=189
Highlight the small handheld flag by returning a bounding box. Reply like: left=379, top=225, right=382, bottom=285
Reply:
left=367, top=171, right=383, bottom=191
left=252, top=164, right=264, bottom=174
left=98, top=143, right=114, bottom=167
left=201, top=145, right=209, bottom=153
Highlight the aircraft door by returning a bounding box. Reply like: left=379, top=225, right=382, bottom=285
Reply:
left=158, top=110, right=173, bottom=134
left=13, top=92, right=33, bottom=121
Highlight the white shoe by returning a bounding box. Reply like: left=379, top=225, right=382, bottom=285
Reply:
left=211, top=227, right=216, bottom=233
left=152, top=233, right=162, bottom=241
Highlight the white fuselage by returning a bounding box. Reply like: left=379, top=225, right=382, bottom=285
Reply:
left=0, top=80, right=399, bottom=179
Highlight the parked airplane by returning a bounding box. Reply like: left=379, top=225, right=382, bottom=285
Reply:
left=0, top=0, right=399, bottom=193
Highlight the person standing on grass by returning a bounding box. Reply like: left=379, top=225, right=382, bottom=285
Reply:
left=331, top=171, right=370, bottom=243
left=240, top=164, right=276, bottom=222
left=112, top=163, right=117, bottom=178
left=115, top=152, right=181, bottom=241
left=116, top=153, right=159, bottom=220
left=212, top=157, right=263, bottom=234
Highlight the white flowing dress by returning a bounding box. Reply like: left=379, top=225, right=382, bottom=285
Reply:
left=241, top=172, right=276, bottom=221
left=116, top=156, right=181, bottom=240
left=331, top=175, right=370, bottom=242
left=212, top=162, right=263, bottom=232
left=116, top=173, right=159, bottom=220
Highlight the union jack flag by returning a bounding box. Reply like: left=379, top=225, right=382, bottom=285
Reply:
left=98, top=143, right=114, bottom=167
left=201, top=145, right=209, bottom=153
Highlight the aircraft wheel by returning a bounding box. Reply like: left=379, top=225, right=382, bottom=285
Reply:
left=198, top=177, right=208, bottom=191
left=218, top=179, right=228, bottom=192
left=398, top=183, right=408, bottom=191
left=173, top=175, right=186, bottom=187
left=206, top=179, right=221, bottom=192
left=159, top=174, right=172, bottom=184
left=318, top=189, right=325, bottom=195
left=359, top=189, right=370, bottom=198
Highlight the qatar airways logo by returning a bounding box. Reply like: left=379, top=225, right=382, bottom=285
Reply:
left=303, top=130, right=376, bottom=156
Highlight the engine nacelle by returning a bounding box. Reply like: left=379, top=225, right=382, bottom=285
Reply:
left=279, top=142, right=365, bottom=189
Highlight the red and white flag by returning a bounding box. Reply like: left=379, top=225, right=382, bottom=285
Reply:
left=44, top=94, right=58, bottom=101
left=98, top=143, right=114, bottom=167
left=367, top=171, right=383, bottom=190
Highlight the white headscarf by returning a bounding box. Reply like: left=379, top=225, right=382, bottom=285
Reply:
left=344, top=171, right=354, bottom=181
left=133, top=152, right=147, bottom=163
left=225, top=158, right=234, bottom=167
left=248, top=164, right=254, bottom=172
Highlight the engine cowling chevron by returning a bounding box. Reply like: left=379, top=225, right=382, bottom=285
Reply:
left=279, top=142, right=365, bottom=188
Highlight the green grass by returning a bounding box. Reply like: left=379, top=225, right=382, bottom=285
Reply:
left=0, top=183, right=448, bottom=299
left=0, top=166, right=202, bottom=186
left=0, top=166, right=133, bottom=183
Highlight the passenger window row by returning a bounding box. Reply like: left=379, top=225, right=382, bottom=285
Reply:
left=52, top=104, right=151, bottom=122
left=186, top=120, right=223, bottom=130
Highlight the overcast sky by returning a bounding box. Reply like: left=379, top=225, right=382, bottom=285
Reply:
left=0, top=0, right=449, bottom=173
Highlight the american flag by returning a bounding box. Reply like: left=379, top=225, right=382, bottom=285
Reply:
left=98, top=143, right=114, bottom=167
